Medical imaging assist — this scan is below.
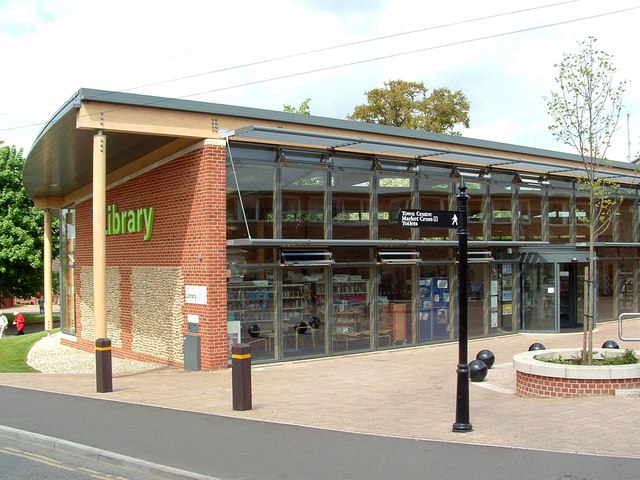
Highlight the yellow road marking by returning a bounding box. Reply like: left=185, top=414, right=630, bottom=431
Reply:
left=77, top=467, right=116, bottom=479
left=2, top=446, right=75, bottom=471
left=3, top=445, right=134, bottom=478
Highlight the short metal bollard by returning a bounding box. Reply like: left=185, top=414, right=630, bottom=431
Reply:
left=96, top=338, right=113, bottom=393
left=232, top=343, right=252, bottom=411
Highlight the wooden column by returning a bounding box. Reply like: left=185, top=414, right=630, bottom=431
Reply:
left=93, top=132, right=107, bottom=339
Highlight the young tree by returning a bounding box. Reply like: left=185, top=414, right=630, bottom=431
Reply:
left=348, top=80, right=470, bottom=135
left=283, top=98, right=311, bottom=115
left=0, top=142, right=58, bottom=299
left=545, top=37, right=627, bottom=364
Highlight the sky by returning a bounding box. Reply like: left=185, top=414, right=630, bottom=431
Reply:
left=1, top=0, right=639, bottom=161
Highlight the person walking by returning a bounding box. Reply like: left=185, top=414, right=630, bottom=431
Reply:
left=12, top=312, right=25, bottom=335
left=0, top=313, right=8, bottom=338
left=38, top=296, right=44, bottom=314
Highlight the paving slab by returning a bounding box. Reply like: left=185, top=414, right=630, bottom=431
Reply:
left=1, top=319, right=639, bottom=459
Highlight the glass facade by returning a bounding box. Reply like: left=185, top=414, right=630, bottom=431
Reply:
left=226, top=143, right=640, bottom=362
left=51, top=145, right=640, bottom=358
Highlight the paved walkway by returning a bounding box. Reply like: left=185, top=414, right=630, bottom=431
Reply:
left=1, top=318, right=639, bottom=459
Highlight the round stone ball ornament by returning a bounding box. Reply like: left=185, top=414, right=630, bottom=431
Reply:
left=469, top=359, right=488, bottom=382
left=476, top=349, right=495, bottom=369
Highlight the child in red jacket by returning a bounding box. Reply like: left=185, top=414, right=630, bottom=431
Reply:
left=13, top=312, right=25, bottom=335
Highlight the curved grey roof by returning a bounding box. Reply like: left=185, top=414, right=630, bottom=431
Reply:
left=24, top=88, right=638, bottom=203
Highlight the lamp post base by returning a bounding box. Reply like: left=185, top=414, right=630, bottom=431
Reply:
left=452, top=422, right=473, bottom=433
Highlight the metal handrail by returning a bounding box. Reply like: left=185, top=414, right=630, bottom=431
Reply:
left=618, top=313, right=640, bottom=341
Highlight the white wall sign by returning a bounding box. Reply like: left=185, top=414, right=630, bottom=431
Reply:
left=187, top=314, right=200, bottom=324
left=185, top=285, right=207, bottom=305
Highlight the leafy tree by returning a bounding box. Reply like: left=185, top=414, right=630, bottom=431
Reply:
left=0, top=142, right=58, bottom=299
left=283, top=98, right=311, bottom=115
left=545, top=37, right=628, bottom=364
left=348, top=80, right=470, bottom=135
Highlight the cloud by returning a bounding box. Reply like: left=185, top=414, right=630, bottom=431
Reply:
left=1, top=0, right=639, bottom=161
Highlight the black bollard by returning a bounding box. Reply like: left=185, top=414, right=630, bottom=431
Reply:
left=232, top=343, right=252, bottom=411
left=96, top=338, right=113, bottom=393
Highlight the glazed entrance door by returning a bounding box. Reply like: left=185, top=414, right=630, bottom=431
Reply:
left=522, top=261, right=583, bottom=332
left=559, top=262, right=584, bottom=330
left=522, top=263, right=557, bottom=331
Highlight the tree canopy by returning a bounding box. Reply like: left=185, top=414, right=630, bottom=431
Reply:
left=283, top=98, right=312, bottom=115
left=0, top=143, right=56, bottom=299
left=347, top=80, right=470, bottom=135
left=545, top=37, right=628, bottom=364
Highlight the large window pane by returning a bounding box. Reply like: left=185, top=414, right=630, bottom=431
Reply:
left=227, top=163, right=275, bottom=240
left=332, top=170, right=372, bottom=240
left=282, top=268, right=327, bottom=359
left=491, top=181, right=515, bottom=241
left=518, top=185, right=543, bottom=241
left=575, top=191, right=590, bottom=244
left=468, top=263, right=487, bottom=336
left=418, top=263, right=451, bottom=342
left=227, top=268, right=276, bottom=362
left=549, top=182, right=572, bottom=244
left=619, top=259, right=636, bottom=314
left=378, top=264, right=414, bottom=347
left=418, top=174, right=451, bottom=240
left=331, top=267, right=372, bottom=353
left=597, top=259, right=615, bottom=321
left=618, top=197, right=637, bottom=243
left=281, top=165, right=326, bottom=239
left=466, top=180, right=486, bottom=240
left=377, top=175, right=414, bottom=240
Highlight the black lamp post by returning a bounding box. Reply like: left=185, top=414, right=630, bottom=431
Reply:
left=452, top=178, right=472, bottom=433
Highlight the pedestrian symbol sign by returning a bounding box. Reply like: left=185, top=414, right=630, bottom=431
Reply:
left=397, top=209, right=459, bottom=229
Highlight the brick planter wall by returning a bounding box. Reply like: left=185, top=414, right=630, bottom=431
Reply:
left=513, top=348, right=640, bottom=398
left=516, top=371, right=640, bottom=397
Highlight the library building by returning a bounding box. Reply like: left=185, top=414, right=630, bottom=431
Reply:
left=24, top=88, right=640, bottom=371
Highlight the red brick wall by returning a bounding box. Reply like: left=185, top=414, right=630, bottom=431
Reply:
left=516, top=371, right=640, bottom=397
left=66, top=142, right=228, bottom=370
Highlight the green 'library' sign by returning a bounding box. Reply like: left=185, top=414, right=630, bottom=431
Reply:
left=106, top=204, right=155, bottom=241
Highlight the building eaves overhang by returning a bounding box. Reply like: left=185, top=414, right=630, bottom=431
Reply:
left=24, top=88, right=640, bottom=206
left=228, top=125, right=640, bottom=184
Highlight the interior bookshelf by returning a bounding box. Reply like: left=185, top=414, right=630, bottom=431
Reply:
left=227, top=282, right=275, bottom=325
left=282, top=283, right=304, bottom=322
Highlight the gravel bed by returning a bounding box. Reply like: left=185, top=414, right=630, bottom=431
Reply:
left=27, top=334, right=160, bottom=374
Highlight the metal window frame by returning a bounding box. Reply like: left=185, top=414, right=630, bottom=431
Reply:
left=377, top=250, right=421, bottom=265
left=280, top=250, right=335, bottom=266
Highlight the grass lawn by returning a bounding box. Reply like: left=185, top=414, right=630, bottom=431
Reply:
left=21, top=312, right=61, bottom=325
left=0, top=328, right=60, bottom=373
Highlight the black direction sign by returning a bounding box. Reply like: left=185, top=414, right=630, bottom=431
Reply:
left=397, top=209, right=459, bottom=229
